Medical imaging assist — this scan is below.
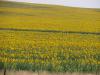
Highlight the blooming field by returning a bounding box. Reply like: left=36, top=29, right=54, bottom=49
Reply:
left=0, top=30, right=100, bottom=72
left=0, top=1, right=100, bottom=73
left=0, top=1, right=100, bottom=33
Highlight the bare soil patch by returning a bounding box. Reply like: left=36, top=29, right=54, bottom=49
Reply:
left=0, top=70, right=99, bottom=75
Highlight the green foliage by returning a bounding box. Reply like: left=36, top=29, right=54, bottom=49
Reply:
left=0, top=62, right=4, bottom=70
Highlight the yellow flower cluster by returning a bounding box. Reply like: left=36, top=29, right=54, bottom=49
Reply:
left=0, top=31, right=100, bottom=68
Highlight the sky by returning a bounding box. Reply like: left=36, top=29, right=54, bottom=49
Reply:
left=6, top=0, right=100, bottom=8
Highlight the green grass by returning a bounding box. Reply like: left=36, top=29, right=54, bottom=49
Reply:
left=0, top=1, right=100, bottom=73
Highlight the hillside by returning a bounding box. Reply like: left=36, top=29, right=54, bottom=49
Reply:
left=0, top=1, right=100, bottom=33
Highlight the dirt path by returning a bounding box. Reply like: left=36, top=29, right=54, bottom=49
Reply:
left=0, top=28, right=100, bottom=35
left=0, top=70, right=99, bottom=75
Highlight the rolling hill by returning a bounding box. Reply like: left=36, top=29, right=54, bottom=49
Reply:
left=0, top=1, right=100, bottom=33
